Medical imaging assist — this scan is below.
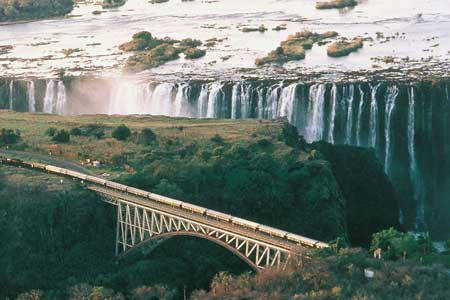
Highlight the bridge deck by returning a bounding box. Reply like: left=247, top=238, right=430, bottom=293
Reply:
left=88, top=185, right=296, bottom=251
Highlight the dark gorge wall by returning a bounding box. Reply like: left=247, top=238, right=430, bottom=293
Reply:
left=1, top=77, right=449, bottom=237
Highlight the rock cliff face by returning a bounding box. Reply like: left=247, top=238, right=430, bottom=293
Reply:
left=2, top=77, right=449, bottom=237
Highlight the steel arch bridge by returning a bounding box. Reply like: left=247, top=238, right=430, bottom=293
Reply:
left=1, top=155, right=329, bottom=271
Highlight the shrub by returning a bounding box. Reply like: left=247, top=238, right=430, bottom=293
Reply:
left=70, top=127, right=82, bottom=136
left=327, top=38, right=363, bottom=57
left=137, top=128, right=157, bottom=145
left=83, top=124, right=105, bottom=139
left=257, top=138, right=272, bottom=148
left=370, top=228, right=423, bottom=260
left=112, top=124, right=131, bottom=141
left=52, top=130, right=70, bottom=143
left=179, top=38, right=202, bottom=48
left=210, top=134, right=224, bottom=144
left=111, top=154, right=127, bottom=167
left=46, top=127, right=57, bottom=136
left=281, top=122, right=299, bottom=148
left=0, top=128, right=21, bottom=146
left=183, top=48, right=206, bottom=59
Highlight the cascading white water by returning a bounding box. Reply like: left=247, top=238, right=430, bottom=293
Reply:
left=384, top=85, right=399, bottom=174
left=345, top=84, right=355, bottom=144
left=174, top=83, right=189, bottom=117
left=306, top=84, right=326, bottom=143
left=27, top=81, right=35, bottom=113
left=207, top=83, right=223, bottom=118
left=328, top=84, right=337, bottom=143
left=55, top=81, right=66, bottom=115
left=369, top=83, right=381, bottom=148
left=197, top=84, right=209, bottom=118
left=356, top=85, right=365, bottom=146
left=278, top=83, right=297, bottom=123
left=150, top=83, right=174, bottom=116
left=109, top=81, right=156, bottom=115
left=240, top=84, right=252, bottom=118
left=407, top=86, right=424, bottom=229
left=265, top=83, right=281, bottom=119
left=43, top=80, right=56, bottom=114
left=256, top=86, right=264, bottom=119
left=231, top=83, right=241, bottom=119
left=9, top=80, right=14, bottom=110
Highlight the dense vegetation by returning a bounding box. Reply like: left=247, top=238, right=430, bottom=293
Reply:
left=255, top=30, right=337, bottom=66
left=0, top=0, right=73, bottom=22
left=0, top=113, right=412, bottom=299
left=327, top=38, right=364, bottom=57
left=191, top=247, right=450, bottom=300
left=119, top=31, right=205, bottom=71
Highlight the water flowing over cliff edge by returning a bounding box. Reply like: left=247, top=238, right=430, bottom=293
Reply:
left=2, top=77, right=450, bottom=236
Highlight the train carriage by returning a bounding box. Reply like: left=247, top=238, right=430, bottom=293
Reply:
left=127, top=186, right=150, bottom=198
left=149, top=193, right=184, bottom=208
left=230, top=217, right=259, bottom=230
left=257, top=224, right=288, bottom=239
left=86, top=175, right=107, bottom=186
left=206, top=209, right=232, bottom=222
left=181, top=202, right=207, bottom=215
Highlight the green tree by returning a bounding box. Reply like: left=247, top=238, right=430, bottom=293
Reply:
left=52, top=129, right=70, bottom=143
left=112, top=124, right=131, bottom=141
left=46, top=127, right=57, bottom=136
left=132, top=285, right=177, bottom=300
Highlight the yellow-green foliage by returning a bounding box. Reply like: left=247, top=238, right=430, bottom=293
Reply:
left=120, top=31, right=206, bottom=70
left=327, top=38, right=363, bottom=57
left=192, top=248, right=450, bottom=300
left=256, top=31, right=338, bottom=66
left=183, top=47, right=206, bottom=59
left=316, top=0, right=357, bottom=9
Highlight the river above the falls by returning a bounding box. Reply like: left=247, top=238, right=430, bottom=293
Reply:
left=1, top=0, right=450, bottom=79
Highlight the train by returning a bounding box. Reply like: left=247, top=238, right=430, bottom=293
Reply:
left=0, top=155, right=329, bottom=249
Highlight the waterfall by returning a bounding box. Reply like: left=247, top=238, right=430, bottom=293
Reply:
left=197, top=84, right=209, bottom=118
left=356, top=85, right=365, bottom=146
left=207, top=83, right=223, bottom=118
left=55, top=81, right=66, bottom=115
left=265, top=83, right=281, bottom=119
left=306, top=84, right=326, bottom=143
left=345, top=84, right=355, bottom=144
left=43, top=80, right=56, bottom=113
left=150, top=83, right=174, bottom=116
left=27, top=81, right=36, bottom=113
left=384, top=85, right=399, bottom=174
left=256, top=86, right=264, bottom=119
left=9, top=80, right=14, bottom=110
left=174, top=83, right=189, bottom=117
left=369, top=83, right=381, bottom=148
left=240, top=84, right=252, bottom=118
left=231, top=83, right=241, bottom=119
left=140, top=83, right=153, bottom=114
left=328, top=84, right=337, bottom=143
left=279, top=83, right=297, bottom=123
left=408, top=86, right=424, bottom=229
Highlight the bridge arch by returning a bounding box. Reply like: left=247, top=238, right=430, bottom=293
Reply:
left=119, top=231, right=260, bottom=271
left=115, top=201, right=290, bottom=270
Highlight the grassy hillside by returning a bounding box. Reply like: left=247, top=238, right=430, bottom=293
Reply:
left=0, top=111, right=401, bottom=299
